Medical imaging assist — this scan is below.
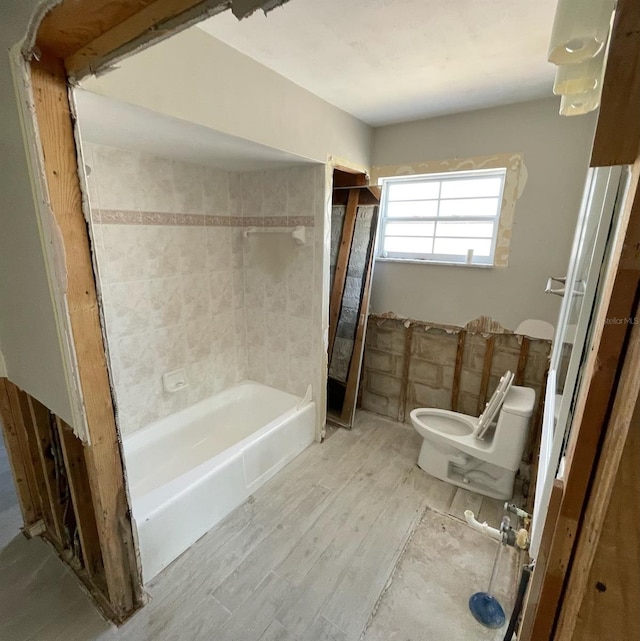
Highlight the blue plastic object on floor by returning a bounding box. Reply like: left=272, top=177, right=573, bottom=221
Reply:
left=469, top=592, right=506, bottom=629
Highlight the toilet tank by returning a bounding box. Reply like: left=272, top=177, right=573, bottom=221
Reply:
left=495, top=385, right=536, bottom=471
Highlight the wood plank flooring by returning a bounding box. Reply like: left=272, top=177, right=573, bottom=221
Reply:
left=0, top=411, right=519, bottom=641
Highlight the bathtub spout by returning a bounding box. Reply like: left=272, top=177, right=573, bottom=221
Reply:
left=297, top=384, right=313, bottom=410
left=464, top=510, right=503, bottom=542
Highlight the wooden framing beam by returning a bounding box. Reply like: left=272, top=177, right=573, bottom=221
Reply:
left=591, top=0, right=640, bottom=166
left=340, top=208, right=378, bottom=426
left=524, top=160, right=640, bottom=638
left=477, top=335, right=495, bottom=414
left=451, top=330, right=466, bottom=411
left=26, top=396, right=67, bottom=547
left=56, top=418, right=106, bottom=590
left=519, top=479, right=564, bottom=641
left=554, top=300, right=640, bottom=641
left=0, top=380, right=42, bottom=529
left=62, top=0, right=230, bottom=78
left=515, top=336, right=530, bottom=386
left=397, top=324, right=414, bottom=423
left=30, top=54, right=142, bottom=619
left=328, top=188, right=360, bottom=362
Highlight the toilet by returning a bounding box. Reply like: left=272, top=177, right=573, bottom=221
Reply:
left=410, top=371, right=535, bottom=500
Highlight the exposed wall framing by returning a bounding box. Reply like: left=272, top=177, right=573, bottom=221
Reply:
left=327, top=185, right=380, bottom=427
left=0, top=379, right=115, bottom=611
left=361, top=314, right=551, bottom=464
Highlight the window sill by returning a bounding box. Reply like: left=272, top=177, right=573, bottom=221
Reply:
left=375, top=257, right=495, bottom=268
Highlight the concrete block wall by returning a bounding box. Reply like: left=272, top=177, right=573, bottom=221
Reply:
left=362, top=316, right=551, bottom=460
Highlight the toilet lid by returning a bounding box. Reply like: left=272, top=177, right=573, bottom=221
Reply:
left=474, top=370, right=514, bottom=440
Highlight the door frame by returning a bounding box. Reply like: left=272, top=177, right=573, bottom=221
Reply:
left=518, top=0, right=640, bottom=638
left=5, top=0, right=639, bottom=627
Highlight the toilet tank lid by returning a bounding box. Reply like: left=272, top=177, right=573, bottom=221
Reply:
left=502, top=386, right=536, bottom=417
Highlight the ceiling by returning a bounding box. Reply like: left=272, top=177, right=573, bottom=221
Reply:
left=74, top=90, right=316, bottom=170
left=199, top=0, right=559, bottom=126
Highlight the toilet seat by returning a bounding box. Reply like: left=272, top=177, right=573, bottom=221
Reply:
left=475, top=371, right=514, bottom=440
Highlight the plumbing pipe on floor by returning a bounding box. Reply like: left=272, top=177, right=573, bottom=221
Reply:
left=464, top=510, right=503, bottom=542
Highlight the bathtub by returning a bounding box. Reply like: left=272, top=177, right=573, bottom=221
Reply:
left=122, top=381, right=316, bottom=583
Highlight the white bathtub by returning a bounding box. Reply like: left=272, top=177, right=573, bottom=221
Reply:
left=123, top=381, right=316, bottom=583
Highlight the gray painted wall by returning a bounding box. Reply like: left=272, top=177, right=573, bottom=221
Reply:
left=370, top=98, right=597, bottom=331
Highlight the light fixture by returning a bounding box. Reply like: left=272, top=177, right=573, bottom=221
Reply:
left=548, top=0, right=617, bottom=116
left=553, top=48, right=606, bottom=96
left=548, top=0, right=616, bottom=65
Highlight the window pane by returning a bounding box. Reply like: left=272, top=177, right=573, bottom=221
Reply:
left=433, top=237, right=492, bottom=257
left=386, top=222, right=436, bottom=237
left=386, top=200, right=439, bottom=218
left=440, top=176, right=503, bottom=199
left=435, top=221, right=494, bottom=238
left=439, top=197, right=499, bottom=217
left=387, top=181, right=440, bottom=201
left=384, top=236, right=434, bottom=254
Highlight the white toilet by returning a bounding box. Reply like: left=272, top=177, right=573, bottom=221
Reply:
left=410, top=371, right=535, bottom=500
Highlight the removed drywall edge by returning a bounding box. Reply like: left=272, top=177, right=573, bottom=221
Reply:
left=9, top=43, right=88, bottom=441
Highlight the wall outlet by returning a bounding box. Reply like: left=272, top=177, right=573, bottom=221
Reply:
left=163, top=368, right=189, bottom=393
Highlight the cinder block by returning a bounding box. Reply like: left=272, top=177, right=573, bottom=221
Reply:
left=462, top=334, right=487, bottom=370
left=459, top=392, right=479, bottom=416
left=413, top=328, right=458, bottom=363
left=336, top=306, right=358, bottom=339
left=411, top=382, right=451, bottom=410
left=365, top=348, right=394, bottom=374
left=409, top=357, right=441, bottom=386
left=460, top=369, right=482, bottom=394
left=362, top=390, right=390, bottom=417
left=374, top=324, right=406, bottom=355
left=368, top=371, right=402, bottom=398
left=491, top=349, right=520, bottom=375
left=441, top=364, right=455, bottom=390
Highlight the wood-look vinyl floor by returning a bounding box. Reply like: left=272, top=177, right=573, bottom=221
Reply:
left=0, top=411, right=519, bottom=641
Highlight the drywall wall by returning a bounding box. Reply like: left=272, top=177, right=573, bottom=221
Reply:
left=370, top=98, right=597, bottom=331
left=0, top=0, right=74, bottom=422
left=82, top=27, right=372, bottom=168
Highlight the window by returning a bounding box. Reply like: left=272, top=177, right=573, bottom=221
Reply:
left=378, top=168, right=507, bottom=266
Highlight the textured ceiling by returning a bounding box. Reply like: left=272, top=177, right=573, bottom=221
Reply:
left=199, top=0, right=558, bottom=126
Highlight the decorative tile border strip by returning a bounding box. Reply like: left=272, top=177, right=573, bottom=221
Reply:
left=93, top=209, right=314, bottom=228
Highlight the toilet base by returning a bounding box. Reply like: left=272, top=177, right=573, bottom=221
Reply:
left=417, top=439, right=516, bottom=500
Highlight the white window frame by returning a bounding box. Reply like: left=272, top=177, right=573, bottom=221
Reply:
left=378, top=168, right=507, bottom=267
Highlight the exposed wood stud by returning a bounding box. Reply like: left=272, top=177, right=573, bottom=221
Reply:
left=397, top=325, right=414, bottom=423
left=0, top=380, right=42, bottom=528
left=340, top=208, right=378, bottom=427
left=554, top=301, right=640, bottom=641
left=515, top=336, right=530, bottom=386
left=63, top=0, right=230, bottom=78
left=451, top=330, right=467, bottom=411
left=30, top=55, right=142, bottom=619
left=26, top=396, right=67, bottom=547
left=526, top=157, right=640, bottom=637
left=55, top=417, right=107, bottom=590
left=590, top=0, right=640, bottom=166
left=477, top=335, right=495, bottom=415
left=518, top=479, right=564, bottom=641
left=328, top=188, right=360, bottom=362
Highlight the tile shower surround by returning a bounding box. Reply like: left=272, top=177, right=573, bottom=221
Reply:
left=84, top=143, right=323, bottom=435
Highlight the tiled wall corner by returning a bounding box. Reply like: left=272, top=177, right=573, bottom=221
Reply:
left=84, top=141, right=325, bottom=434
